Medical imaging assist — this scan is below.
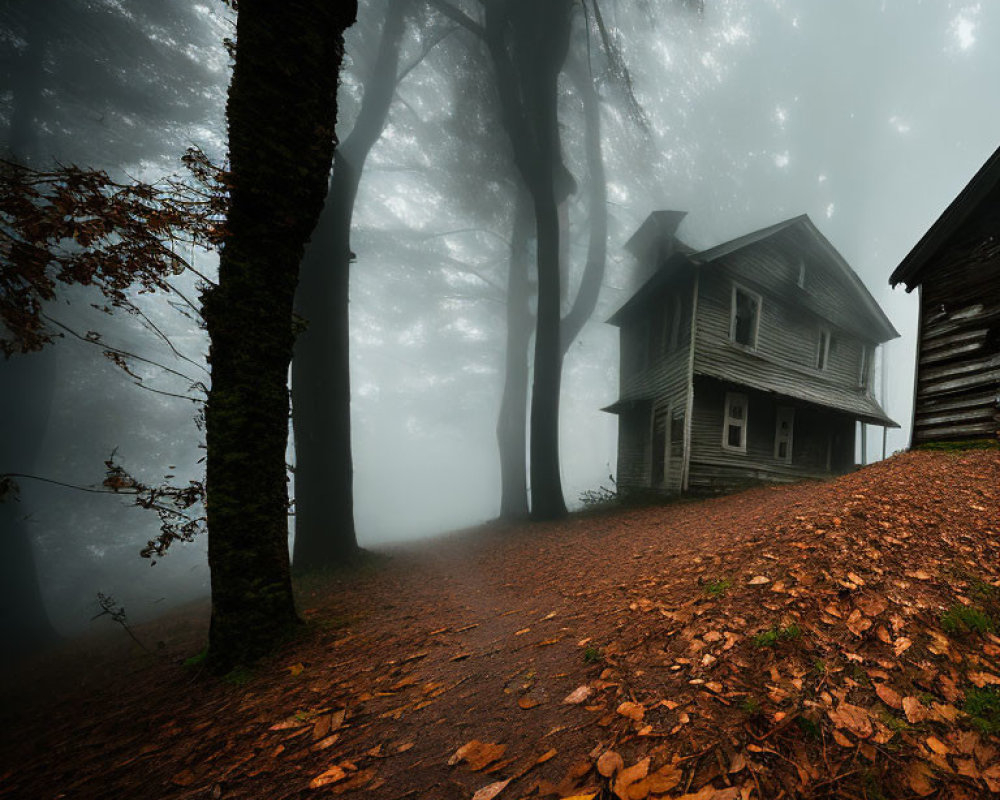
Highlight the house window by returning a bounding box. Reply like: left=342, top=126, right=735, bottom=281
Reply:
left=816, top=328, right=831, bottom=370
left=722, top=392, right=748, bottom=452
left=859, top=345, right=872, bottom=389
left=797, top=259, right=806, bottom=289
left=774, top=406, right=794, bottom=463
left=730, top=285, right=761, bottom=349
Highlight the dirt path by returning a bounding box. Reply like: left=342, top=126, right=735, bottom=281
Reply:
left=2, top=449, right=999, bottom=800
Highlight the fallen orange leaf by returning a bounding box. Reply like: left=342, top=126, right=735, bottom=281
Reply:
left=309, top=765, right=347, bottom=789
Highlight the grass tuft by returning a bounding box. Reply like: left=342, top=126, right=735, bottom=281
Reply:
left=941, top=604, right=993, bottom=637
left=705, top=578, right=732, bottom=598
left=965, top=687, right=1000, bottom=734
left=753, top=624, right=801, bottom=647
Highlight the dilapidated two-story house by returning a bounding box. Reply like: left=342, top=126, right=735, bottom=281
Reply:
left=604, top=211, right=899, bottom=494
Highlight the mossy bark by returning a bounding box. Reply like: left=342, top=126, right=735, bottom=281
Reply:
left=203, top=0, right=357, bottom=670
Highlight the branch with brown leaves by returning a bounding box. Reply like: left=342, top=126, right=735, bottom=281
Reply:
left=0, top=150, right=226, bottom=357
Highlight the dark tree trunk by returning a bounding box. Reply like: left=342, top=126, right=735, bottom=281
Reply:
left=0, top=353, right=59, bottom=659
left=496, top=188, right=533, bottom=520
left=203, top=0, right=357, bottom=670
left=291, top=154, right=358, bottom=570
left=560, top=58, right=607, bottom=353
left=528, top=175, right=567, bottom=519
left=291, top=0, right=406, bottom=573
left=486, top=0, right=573, bottom=521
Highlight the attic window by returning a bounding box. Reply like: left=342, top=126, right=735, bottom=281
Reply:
left=816, top=328, right=831, bottom=370
left=730, top=285, right=761, bottom=349
left=797, top=259, right=806, bottom=289
left=722, top=392, right=748, bottom=452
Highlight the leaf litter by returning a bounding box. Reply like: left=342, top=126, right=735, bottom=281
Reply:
left=1, top=449, right=999, bottom=798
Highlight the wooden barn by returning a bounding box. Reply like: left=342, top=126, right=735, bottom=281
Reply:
left=889, top=147, right=1000, bottom=445
left=604, top=212, right=899, bottom=495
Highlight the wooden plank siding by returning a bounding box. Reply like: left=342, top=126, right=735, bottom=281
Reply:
left=687, top=376, right=855, bottom=492
left=889, top=148, right=1000, bottom=445
left=608, top=212, right=897, bottom=497
left=615, top=272, right=695, bottom=492
left=912, top=227, right=1000, bottom=442
left=691, top=252, right=893, bottom=425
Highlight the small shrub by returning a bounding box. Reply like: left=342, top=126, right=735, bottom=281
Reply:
left=965, top=687, right=1000, bottom=734
left=579, top=475, right=618, bottom=509
left=583, top=646, right=602, bottom=664
left=941, top=604, right=993, bottom=637
left=705, top=578, right=732, bottom=598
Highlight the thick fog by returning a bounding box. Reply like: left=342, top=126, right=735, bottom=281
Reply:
left=3, top=0, right=999, bottom=637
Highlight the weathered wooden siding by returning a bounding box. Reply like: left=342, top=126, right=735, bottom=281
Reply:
left=692, top=254, right=892, bottom=424
left=913, top=214, right=1000, bottom=442
left=687, top=377, right=855, bottom=492
left=616, top=406, right=650, bottom=489
left=615, top=273, right=695, bottom=492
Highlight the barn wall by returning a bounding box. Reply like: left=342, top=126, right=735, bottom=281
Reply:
left=913, top=205, right=1000, bottom=443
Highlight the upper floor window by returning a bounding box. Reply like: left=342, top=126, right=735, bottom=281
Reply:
left=797, top=258, right=806, bottom=289
left=722, top=392, right=748, bottom=452
left=730, top=284, right=761, bottom=349
left=816, top=328, right=831, bottom=370
left=859, top=345, right=873, bottom=389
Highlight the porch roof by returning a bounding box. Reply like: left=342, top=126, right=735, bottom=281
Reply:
left=694, top=364, right=898, bottom=427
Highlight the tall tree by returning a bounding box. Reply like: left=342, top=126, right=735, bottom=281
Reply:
left=202, top=0, right=357, bottom=668
left=485, top=0, right=575, bottom=520
left=495, top=187, right=533, bottom=519
left=291, top=0, right=409, bottom=572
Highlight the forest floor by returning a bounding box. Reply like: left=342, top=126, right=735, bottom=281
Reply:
left=2, top=448, right=1000, bottom=800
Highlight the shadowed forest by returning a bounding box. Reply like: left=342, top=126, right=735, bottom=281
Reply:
left=2, top=2, right=1000, bottom=799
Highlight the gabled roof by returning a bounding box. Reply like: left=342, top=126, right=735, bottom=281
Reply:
left=609, top=213, right=899, bottom=342
left=889, top=143, right=1000, bottom=291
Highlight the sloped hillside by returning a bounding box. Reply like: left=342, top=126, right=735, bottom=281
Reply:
left=1, top=449, right=998, bottom=800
